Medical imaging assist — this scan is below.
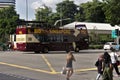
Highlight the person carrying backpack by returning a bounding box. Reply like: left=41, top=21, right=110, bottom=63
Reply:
left=102, top=52, right=113, bottom=80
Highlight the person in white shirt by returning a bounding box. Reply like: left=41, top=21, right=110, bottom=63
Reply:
left=109, top=48, right=120, bottom=76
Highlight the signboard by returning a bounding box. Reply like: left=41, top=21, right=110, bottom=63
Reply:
left=26, top=28, right=88, bottom=36
left=27, top=28, right=71, bottom=34
left=111, top=30, right=117, bottom=38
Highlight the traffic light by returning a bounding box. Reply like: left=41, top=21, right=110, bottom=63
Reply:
left=115, top=29, right=119, bottom=36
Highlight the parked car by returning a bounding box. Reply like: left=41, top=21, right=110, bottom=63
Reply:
left=103, top=42, right=118, bottom=50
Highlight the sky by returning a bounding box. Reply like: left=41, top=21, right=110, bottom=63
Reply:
left=16, top=0, right=92, bottom=21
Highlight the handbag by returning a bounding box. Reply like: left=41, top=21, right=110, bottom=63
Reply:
left=116, top=60, right=120, bottom=66
left=61, top=67, right=67, bottom=75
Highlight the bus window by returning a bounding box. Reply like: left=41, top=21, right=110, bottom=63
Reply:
left=56, top=35, right=63, bottom=42
left=64, top=39, right=68, bottom=42
left=34, top=34, right=45, bottom=42
left=48, top=35, right=63, bottom=42
left=63, top=36, right=68, bottom=42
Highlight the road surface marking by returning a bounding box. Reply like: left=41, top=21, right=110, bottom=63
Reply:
left=75, top=68, right=97, bottom=72
left=41, top=54, right=56, bottom=73
left=0, top=62, right=55, bottom=74
left=0, top=61, right=98, bottom=74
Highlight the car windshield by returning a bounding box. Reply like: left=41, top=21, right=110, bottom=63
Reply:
left=112, top=43, right=117, bottom=45
left=105, top=42, right=117, bottom=45
left=105, top=43, right=110, bottom=45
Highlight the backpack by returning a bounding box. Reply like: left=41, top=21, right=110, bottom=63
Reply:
left=95, top=60, right=99, bottom=67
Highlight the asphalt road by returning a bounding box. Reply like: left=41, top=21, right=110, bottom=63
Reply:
left=0, top=50, right=120, bottom=80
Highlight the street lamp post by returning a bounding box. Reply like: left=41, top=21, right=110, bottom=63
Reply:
left=54, top=18, right=71, bottom=27
left=60, top=6, right=62, bottom=26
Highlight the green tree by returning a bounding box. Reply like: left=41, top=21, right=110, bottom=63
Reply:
left=35, top=5, right=52, bottom=22
left=48, top=13, right=60, bottom=26
left=74, top=6, right=85, bottom=21
left=103, top=0, right=120, bottom=25
left=35, top=5, right=55, bottom=27
left=56, top=0, right=77, bottom=21
left=35, top=1, right=77, bottom=27
left=0, top=6, right=19, bottom=43
left=78, top=0, right=105, bottom=22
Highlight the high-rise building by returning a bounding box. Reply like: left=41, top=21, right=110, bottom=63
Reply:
left=0, top=0, right=15, bottom=8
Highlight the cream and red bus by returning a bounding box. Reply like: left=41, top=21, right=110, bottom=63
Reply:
left=11, top=21, right=89, bottom=53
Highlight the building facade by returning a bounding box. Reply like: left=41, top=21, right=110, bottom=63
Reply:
left=0, top=0, right=15, bottom=8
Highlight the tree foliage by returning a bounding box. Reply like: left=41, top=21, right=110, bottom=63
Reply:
left=102, top=0, right=120, bottom=25
left=0, top=6, right=19, bottom=43
left=34, top=0, right=120, bottom=26
left=56, top=0, right=77, bottom=19
left=35, top=0, right=77, bottom=27
left=35, top=5, right=56, bottom=27
left=79, top=0, right=105, bottom=22
left=35, top=5, right=52, bottom=21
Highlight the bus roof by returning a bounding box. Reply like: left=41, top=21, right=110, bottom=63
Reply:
left=17, top=21, right=45, bottom=25
left=17, top=20, right=53, bottom=28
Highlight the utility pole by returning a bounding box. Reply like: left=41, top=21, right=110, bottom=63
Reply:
left=115, top=29, right=119, bottom=44
left=26, top=0, right=28, bottom=21
left=60, top=3, right=62, bottom=27
left=116, top=29, right=119, bottom=45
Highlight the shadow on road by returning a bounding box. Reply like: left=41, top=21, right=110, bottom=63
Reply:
left=21, top=49, right=108, bottom=54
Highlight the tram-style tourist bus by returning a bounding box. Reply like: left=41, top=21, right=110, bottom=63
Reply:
left=10, top=21, right=89, bottom=53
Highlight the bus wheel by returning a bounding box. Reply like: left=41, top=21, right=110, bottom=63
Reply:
left=34, top=51, right=40, bottom=53
left=66, top=50, right=69, bottom=53
left=75, top=47, right=79, bottom=52
left=42, top=47, right=49, bottom=53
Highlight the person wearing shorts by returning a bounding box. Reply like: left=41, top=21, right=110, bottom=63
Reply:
left=66, top=51, right=76, bottom=80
